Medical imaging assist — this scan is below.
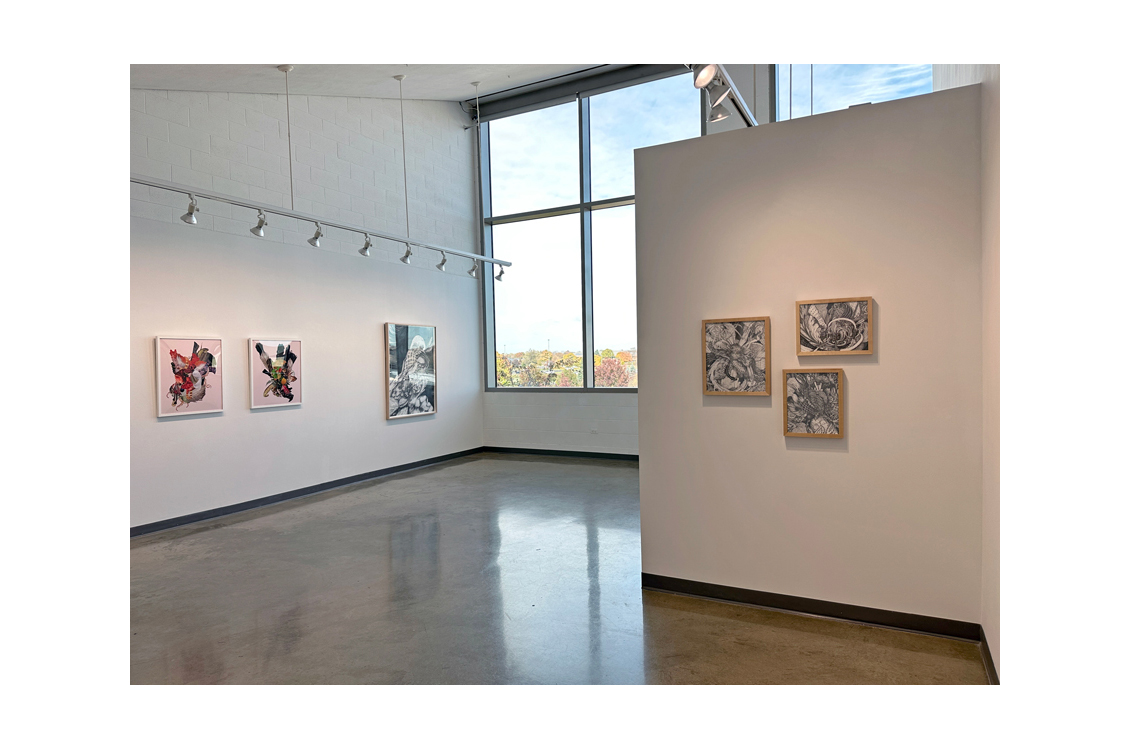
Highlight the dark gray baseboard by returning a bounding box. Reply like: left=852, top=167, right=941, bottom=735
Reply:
left=642, top=572, right=982, bottom=641
left=483, top=446, right=639, bottom=461
left=131, top=445, right=641, bottom=537
left=130, top=446, right=487, bottom=538
left=979, top=626, right=1000, bottom=684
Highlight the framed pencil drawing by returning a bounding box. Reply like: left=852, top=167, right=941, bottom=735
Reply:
left=796, top=297, right=873, bottom=356
left=783, top=369, right=844, bottom=438
left=155, top=337, right=223, bottom=417
left=386, top=323, right=436, bottom=420
left=249, top=339, right=302, bottom=409
left=702, top=317, right=771, bottom=396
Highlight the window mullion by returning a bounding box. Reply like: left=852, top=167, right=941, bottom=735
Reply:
left=478, top=120, right=497, bottom=388
left=578, top=96, right=595, bottom=388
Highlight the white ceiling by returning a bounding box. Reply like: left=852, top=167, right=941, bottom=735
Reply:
left=130, top=64, right=602, bottom=102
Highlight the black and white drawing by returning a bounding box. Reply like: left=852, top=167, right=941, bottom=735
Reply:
left=797, top=297, right=873, bottom=355
left=386, top=323, right=436, bottom=419
left=784, top=369, right=844, bottom=438
left=703, top=317, right=770, bottom=395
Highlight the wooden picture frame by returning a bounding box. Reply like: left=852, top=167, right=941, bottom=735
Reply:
left=796, top=296, right=874, bottom=356
left=248, top=338, right=302, bottom=409
left=702, top=316, right=771, bottom=396
left=385, top=323, right=437, bottom=420
left=155, top=336, right=223, bottom=418
left=783, top=368, right=844, bottom=438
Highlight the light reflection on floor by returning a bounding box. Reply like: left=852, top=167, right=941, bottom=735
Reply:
left=131, top=454, right=987, bottom=684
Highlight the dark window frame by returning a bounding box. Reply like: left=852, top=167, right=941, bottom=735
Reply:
left=477, top=65, right=694, bottom=394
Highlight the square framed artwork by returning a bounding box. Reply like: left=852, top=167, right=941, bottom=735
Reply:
left=155, top=337, right=223, bottom=417
left=386, top=323, right=436, bottom=420
left=249, top=339, right=302, bottom=409
left=783, top=369, right=844, bottom=438
left=702, top=317, right=771, bottom=396
left=796, top=297, right=873, bottom=356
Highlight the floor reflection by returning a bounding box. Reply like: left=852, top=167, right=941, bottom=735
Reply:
left=494, top=507, right=644, bottom=684
left=131, top=454, right=985, bottom=685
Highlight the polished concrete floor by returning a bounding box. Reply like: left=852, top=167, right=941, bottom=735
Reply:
left=131, top=453, right=988, bottom=684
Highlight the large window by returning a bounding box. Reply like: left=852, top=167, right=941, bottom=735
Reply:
left=483, top=72, right=700, bottom=389
left=776, top=64, right=932, bottom=119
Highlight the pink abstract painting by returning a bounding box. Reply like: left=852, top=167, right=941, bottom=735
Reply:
left=156, top=337, right=223, bottom=417
left=249, top=339, right=302, bottom=409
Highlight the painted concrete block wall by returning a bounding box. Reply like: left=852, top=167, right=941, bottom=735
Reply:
left=131, top=89, right=482, bottom=528
left=935, top=64, right=1001, bottom=675
left=635, top=86, right=985, bottom=623
left=131, top=89, right=476, bottom=261
left=482, top=392, right=638, bottom=454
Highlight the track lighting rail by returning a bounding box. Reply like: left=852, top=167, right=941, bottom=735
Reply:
left=131, top=173, right=511, bottom=268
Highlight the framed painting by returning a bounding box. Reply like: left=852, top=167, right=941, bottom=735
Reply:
left=783, top=369, right=844, bottom=438
left=155, top=337, right=223, bottom=417
left=796, top=297, right=873, bottom=356
left=386, top=323, right=436, bottom=420
left=249, top=339, right=302, bottom=409
left=702, top=316, right=771, bottom=396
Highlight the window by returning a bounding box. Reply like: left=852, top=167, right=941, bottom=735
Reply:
left=776, top=64, right=932, bottom=120
left=482, top=72, right=700, bottom=389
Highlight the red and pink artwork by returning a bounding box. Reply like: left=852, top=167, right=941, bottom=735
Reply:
left=156, top=337, right=224, bottom=417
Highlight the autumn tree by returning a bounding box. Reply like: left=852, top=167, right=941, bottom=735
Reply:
left=557, top=369, right=579, bottom=387
left=496, top=352, right=514, bottom=386
left=594, top=354, right=631, bottom=387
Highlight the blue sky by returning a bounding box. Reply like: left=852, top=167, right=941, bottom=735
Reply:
left=490, top=74, right=698, bottom=353
left=778, top=64, right=932, bottom=118
left=491, top=66, right=933, bottom=354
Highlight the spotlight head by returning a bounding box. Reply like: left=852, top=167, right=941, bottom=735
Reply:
left=359, top=234, right=372, bottom=257
left=708, top=101, right=731, bottom=123
left=708, top=83, right=731, bottom=109
left=494, top=264, right=505, bottom=281
left=180, top=194, right=199, bottom=225
left=693, top=64, right=718, bottom=89
left=400, top=245, right=413, bottom=264
left=468, top=261, right=478, bottom=279
left=436, top=252, right=447, bottom=271
left=250, top=210, right=268, bottom=237
left=308, top=222, right=323, bottom=247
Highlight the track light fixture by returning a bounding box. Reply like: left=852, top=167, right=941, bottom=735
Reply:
left=308, top=222, right=323, bottom=247
left=436, top=251, right=447, bottom=271
left=359, top=233, right=372, bottom=257
left=707, top=83, right=731, bottom=109
left=468, top=260, right=478, bottom=279
left=693, top=64, right=718, bottom=89
left=181, top=194, right=199, bottom=224
left=494, top=264, right=504, bottom=281
left=708, top=101, right=731, bottom=123
left=250, top=210, right=268, bottom=237
left=400, top=245, right=413, bottom=264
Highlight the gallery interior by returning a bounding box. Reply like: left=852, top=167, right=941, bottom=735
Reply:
left=130, top=63, right=1001, bottom=685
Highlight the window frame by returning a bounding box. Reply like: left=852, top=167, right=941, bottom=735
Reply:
left=478, top=66, right=696, bottom=393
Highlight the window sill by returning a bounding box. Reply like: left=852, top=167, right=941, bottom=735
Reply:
left=484, top=387, right=638, bottom=394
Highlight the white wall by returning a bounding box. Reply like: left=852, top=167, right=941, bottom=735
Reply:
left=936, top=64, right=1000, bottom=676
left=482, top=392, right=638, bottom=454
left=131, top=89, right=482, bottom=528
left=636, top=86, right=985, bottom=623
